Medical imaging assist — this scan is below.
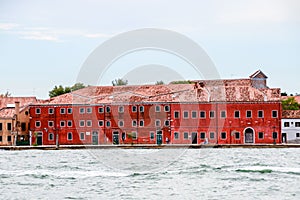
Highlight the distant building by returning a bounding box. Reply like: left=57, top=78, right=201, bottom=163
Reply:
left=0, top=97, right=37, bottom=146
left=29, top=70, right=282, bottom=145
left=282, top=110, right=300, bottom=143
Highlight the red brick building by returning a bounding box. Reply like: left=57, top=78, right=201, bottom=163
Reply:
left=29, top=70, right=282, bottom=145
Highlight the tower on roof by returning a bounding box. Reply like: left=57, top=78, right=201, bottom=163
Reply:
left=249, top=70, right=268, bottom=89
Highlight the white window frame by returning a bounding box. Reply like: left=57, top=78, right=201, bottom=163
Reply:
left=164, top=105, right=170, bottom=112
left=79, top=108, right=85, bottom=114
left=98, top=107, right=104, bottom=113
left=67, top=120, right=72, bottom=127
left=200, top=111, right=206, bottom=118
left=139, top=106, right=144, bottom=112
left=67, top=108, right=72, bottom=114
left=86, top=120, right=92, bottom=127
left=272, top=110, right=278, bottom=118
left=139, top=120, right=144, bottom=127
left=118, top=106, right=124, bottom=113
left=258, top=110, right=264, bottom=118
left=79, top=120, right=85, bottom=127
left=191, top=111, right=197, bottom=119
left=118, top=120, right=124, bottom=127
left=48, top=133, right=54, bottom=141
left=35, top=121, right=41, bottom=127
left=60, top=108, right=65, bottom=114
left=220, top=110, right=226, bottom=118
left=87, top=107, right=92, bottom=114
left=183, top=111, right=189, bottom=119
left=155, top=105, right=161, bottom=112
left=67, top=132, right=73, bottom=141
left=155, top=119, right=161, bottom=127
left=35, top=108, right=41, bottom=114
left=132, top=120, right=137, bottom=127
left=174, top=111, right=180, bottom=119
left=48, top=121, right=54, bottom=127
left=80, top=132, right=85, bottom=140
left=48, top=108, right=54, bottom=114
left=246, top=110, right=252, bottom=118
left=98, top=120, right=104, bottom=127
left=60, top=121, right=65, bottom=127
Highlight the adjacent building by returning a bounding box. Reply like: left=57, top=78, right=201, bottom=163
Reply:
left=29, top=70, right=282, bottom=146
left=0, top=97, right=37, bottom=146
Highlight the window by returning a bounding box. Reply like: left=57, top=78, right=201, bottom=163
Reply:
left=98, top=120, right=104, bottom=127
left=60, top=121, right=65, bottom=127
left=164, top=120, right=170, bottom=126
left=235, top=132, right=240, bottom=139
left=150, top=132, right=155, bottom=140
left=183, top=111, right=189, bottom=119
left=246, top=110, right=252, bottom=118
left=106, top=106, right=111, bottom=113
left=79, top=120, right=85, bottom=127
left=272, top=110, right=278, bottom=118
left=118, top=120, right=124, bottom=127
left=220, top=111, right=226, bottom=118
left=67, top=120, right=72, bottom=127
left=200, top=111, right=206, bottom=118
left=284, top=122, right=290, bottom=127
left=106, top=121, right=111, bottom=127
left=118, top=106, right=124, bottom=113
left=132, top=106, right=137, bottom=112
left=67, top=132, right=73, bottom=140
left=7, top=123, right=12, bottom=131
left=36, top=108, right=41, bottom=114
left=0, top=136, right=2, bottom=142
left=296, top=133, right=300, bottom=137
left=155, top=120, right=161, bottom=127
left=79, top=108, right=85, bottom=114
left=48, top=121, right=54, bottom=127
left=209, top=111, right=215, bottom=118
left=174, top=111, right=180, bottom=119
left=184, top=132, right=189, bottom=139
left=132, top=131, right=137, bottom=140
left=164, top=105, right=170, bottom=112
left=35, top=121, right=41, bottom=128
left=60, top=108, right=65, bottom=114
left=67, top=108, right=72, bottom=114
left=174, top=132, right=179, bottom=139
left=139, top=120, right=144, bottom=127
left=272, top=132, right=278, bottom=139
left=80, top=132, right=85, bottom=140
left=234, top=111, right=240, bottom=118
left=155, top=105, right=161, bottom=112
left=0, top=123, right=2, bottom=131
left=87, top=107, right=92, bottom=113
left=132, top=120, right=137, bottom=127
left=209, top=132, right=215, bottom=139
left=86, top=120, right=92, bottom=127
left=7, top=136, right=11, bottom=142
left=200, top=132, right=205, bottom=139
left=295, top=122, right=300, bottom=127
left=48, top=133, right=54, bottom=141
left=98, top=107, right=104, bottom=113
left=258, top=132, right=264, bottom=139
left=192, top=111, right=197, bottom=119
left=49, top=108, right=54, bottom=114
left=258, top=110, right=264, bottom=118
left=21, top=123, right=26, bottom=131
left=139, top=106, right=144, bottom=112
left=221, top=132, right=226, bottom=139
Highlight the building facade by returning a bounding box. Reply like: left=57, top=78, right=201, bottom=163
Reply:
left=0, top=97, right=37, bottom=146
left=282, top=110, right=300, bottom=143
left=29, top=70, right=282, bottom=146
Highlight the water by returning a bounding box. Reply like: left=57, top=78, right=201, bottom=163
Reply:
left=0, top=148, right=299, bottom=200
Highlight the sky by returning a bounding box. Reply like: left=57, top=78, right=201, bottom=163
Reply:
left=0, top=0, right=299, bottom=99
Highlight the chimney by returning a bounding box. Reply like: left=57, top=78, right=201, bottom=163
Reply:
left=15, top=101, right=20, bottom=120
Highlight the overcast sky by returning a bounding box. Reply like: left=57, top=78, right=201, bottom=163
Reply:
left=1, top=0, right=299, bottom=99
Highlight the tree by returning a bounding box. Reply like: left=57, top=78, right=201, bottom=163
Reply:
left=155, top=80, right=165, bottom=85
left=112, top=78, right=128, bottom=86
left=0, top=91, right=11, bottom=97
left=49, top=83, right=86, bottom=98
left=170, top=80, right=192, bottom=84
left=282, top=97, right=300, bottom=110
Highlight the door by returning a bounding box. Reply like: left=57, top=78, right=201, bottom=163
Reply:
left=244, top=128, right=254, bottom=143
left=192, top=132, right=197, bottom=144
left=282, top=133, right=287, bottom=143
left=37, top=132, right=43, bottom=145
left=92, top=131, right=99, bottom=145
left=156, top=130, right=162, bottom=145
left=112, top=131, right=119, bottom=145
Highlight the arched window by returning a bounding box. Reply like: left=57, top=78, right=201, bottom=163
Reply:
left=67, top=132, right=73, bottom=141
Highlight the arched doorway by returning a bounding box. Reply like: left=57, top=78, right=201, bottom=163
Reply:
left=244, top=128, right=254, bottom=144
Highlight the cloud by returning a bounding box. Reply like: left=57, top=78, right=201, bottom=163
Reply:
left=0, top=23, right=19, bottom=30
left=0, top=22, right=113, bottom=42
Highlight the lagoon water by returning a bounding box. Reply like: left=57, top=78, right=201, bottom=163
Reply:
left=0, top=148, right=299, bottom=200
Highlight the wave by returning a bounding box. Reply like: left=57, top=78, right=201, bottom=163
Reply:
left=235, top=166, right=300, bottom=175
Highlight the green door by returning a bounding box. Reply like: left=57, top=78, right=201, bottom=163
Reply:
left=156, top=131, right=162, bottom=145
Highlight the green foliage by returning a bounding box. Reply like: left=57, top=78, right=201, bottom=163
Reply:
left=171, top=80, right=192, bottom=84
left=155, top=80, right=165, bottom=85
left=49, top=83, right=86, bottom=98
left=282, top=97, right=300, bottom=110
left=112, top=78, right=128, bottom=86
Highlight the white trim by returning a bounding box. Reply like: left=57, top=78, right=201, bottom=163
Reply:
left=183, top=111, right=189, bottom=119
left=174, top=110, right=180, bottom=119
left=243, top=127, right=255, bottom=144
left=67, top=132, right=73, bottom=141
left=79, top=120, right=85, bottom=127
left=191, top=111, right=197, bottom=119
left=155, top=105, right=161, bottom=112
left=86, top=107, right=92, bottom=114
left=200, top=111, right=206, bottom=118
left=86, top=120, right=92, bottom=127
left=79, top=108, right=85, bottom=114
left=80, top=132, right=85, bottom=140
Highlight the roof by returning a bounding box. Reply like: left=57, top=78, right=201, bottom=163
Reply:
left=0, top=97, right=38, bottom=109
left=35, top=79, right=280, bottom=105
left=0, top=107, right=16, bottom=119
left=249, top=70, right=268, bottom=79
left=282, top=110, right=300, bottom=119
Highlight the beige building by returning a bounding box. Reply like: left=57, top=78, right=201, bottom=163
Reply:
left=0, top=97, right=37, bottom=146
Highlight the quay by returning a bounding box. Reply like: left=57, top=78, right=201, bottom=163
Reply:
left=1, top=144, right=300, bottom=151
